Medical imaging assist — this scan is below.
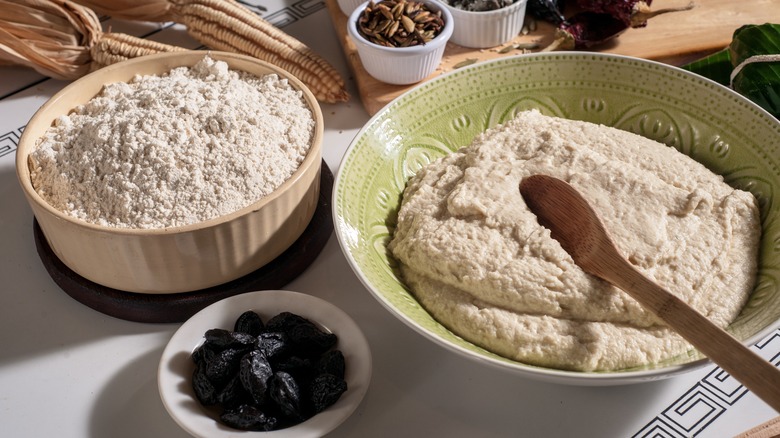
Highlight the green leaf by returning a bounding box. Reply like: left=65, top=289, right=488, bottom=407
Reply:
left=730, top=24, right=780, bottom=66
left=730, top=24, right=780, bottom=118
left=681, top=48, right=732, bottom=86
left=683, top=23, right=780, bottom=118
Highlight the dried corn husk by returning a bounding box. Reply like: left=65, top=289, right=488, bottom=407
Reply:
left=73, top=0, right=349, bottom=103
left=65, top=0, right=174, bottom=20
left=0, top=0, right=183, bottom=80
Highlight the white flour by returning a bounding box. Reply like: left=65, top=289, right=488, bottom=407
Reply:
left=29, top=56, right=315, bottom=229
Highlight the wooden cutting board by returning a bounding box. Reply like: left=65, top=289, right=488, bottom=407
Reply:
left=326, top=0, right=778, bottom=115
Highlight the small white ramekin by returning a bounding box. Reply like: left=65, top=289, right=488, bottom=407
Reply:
left=347, top=0, right=454, bottom=85
left=437, top=0, right=527, bottom=49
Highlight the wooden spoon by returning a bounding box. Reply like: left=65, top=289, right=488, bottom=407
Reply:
left=519, top=174, right=780, bottom=412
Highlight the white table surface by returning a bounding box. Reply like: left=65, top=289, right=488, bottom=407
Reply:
left=1, top=2, right=778, bottom=437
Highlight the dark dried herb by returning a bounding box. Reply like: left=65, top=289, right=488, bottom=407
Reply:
left=576, top=0, right=694, bottom=28
left=540, top=0, right=695, bottom=52
left=442, top=0, right=515, bottom=11
left=527, top=0, right=566, bottom=25
left=543, top=11, right=628, bottom=50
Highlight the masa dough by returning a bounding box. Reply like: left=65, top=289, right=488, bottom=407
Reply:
left=388, top=110, right=760, bottom=371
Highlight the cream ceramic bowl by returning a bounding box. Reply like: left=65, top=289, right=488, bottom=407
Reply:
left=347, top=0, right=454, bottom=85
left=16, top=51, right=323, bottom=294
left=333, top=52, right=780, bottom=385
left=437, top=0, right=527, bottom=48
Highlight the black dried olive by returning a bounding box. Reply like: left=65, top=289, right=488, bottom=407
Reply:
left=257, top=331, right=291, bottom=361
left=270, top=371, right=306, bottom=421
left=192, top=365, right=218, bottom=406
left=220, top=404, right=278, bottom=431
left=264, top=312, right=310, bottom=333
left=315, top=350, right=346, bottom=379
left=204, top=328, right=257, bottom=351
left=234, top=310, right=264, bottom=337
left=190, top=310, right=350, bottom=432
left=275, top=355, right=315, bottom=381
left=206, top=348, right=244, bottom=387
left=203, top=328, right=237, bottom=348
left=308, top=373, right=348, bottom=414
left=289, top=323, right=338, bottom=357
left=265, top=312, right=337, bottom=357
left=217, top=374, right=250, bottom=409
left=191, top=342, right=216, bottom=366
left=240, top=350, right=274, bottom=406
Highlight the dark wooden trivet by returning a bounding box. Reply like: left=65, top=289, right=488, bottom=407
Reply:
left=34, top=161, right=334, bottom=324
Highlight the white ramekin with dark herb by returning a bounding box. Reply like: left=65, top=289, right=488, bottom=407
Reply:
left=436, top=0, right=528, bottom=48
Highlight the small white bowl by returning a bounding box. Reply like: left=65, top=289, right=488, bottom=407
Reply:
left=347, top=0, right=454, bottom=85
left=437, top=0, right=527, bottom=48
left=337, top=0, right=364, bottom=15
left=158, top=290, right=372, bottom=437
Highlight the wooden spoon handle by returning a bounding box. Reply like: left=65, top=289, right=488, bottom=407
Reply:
left=736, top=416, right=780, bottom=438
left=600, top=251, right=780, bottom=412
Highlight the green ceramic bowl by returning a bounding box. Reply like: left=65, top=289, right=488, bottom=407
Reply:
left=333, top=52, right=780, bottom=385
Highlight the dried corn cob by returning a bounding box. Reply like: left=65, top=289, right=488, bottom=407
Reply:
left=90, top=32, right=186, bottom=70
left=0, top=0, right=183, bottom=80
left=73, top=0, right=349, bottom=103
